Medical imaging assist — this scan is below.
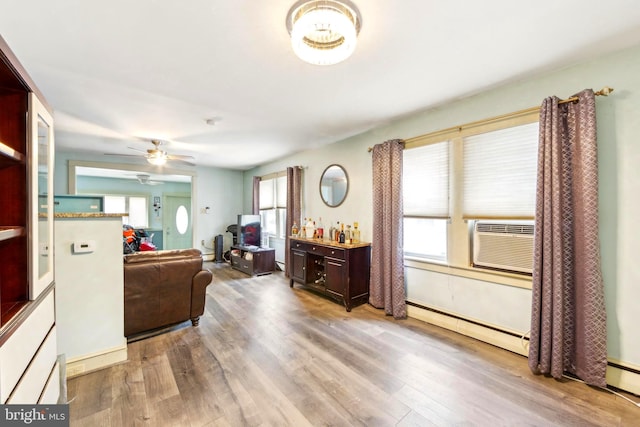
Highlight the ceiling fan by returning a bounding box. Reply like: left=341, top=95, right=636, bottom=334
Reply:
left=133, top=174, right=164, bottom=186
left=105, top=139, right=196, bottom=166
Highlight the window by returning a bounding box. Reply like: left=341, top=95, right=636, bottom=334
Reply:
left=403, top=217, right=447, bottom=260
left=259, top=172, right=287, bottom=238
left=104, top=195, right=149, bottom=228
left=462, top=122, right=538, bottom=219
left=403, top=140, right=449, bottom=261
left=402, top=112, right=539, bottom=274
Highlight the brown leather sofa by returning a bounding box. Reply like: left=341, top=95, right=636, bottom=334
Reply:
left=124, top=248, right=213, bottom=338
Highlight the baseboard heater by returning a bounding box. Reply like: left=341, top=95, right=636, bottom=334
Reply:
left=406, top=301, right=527, bottom=340
left=407, top=301, right=640, bottom=396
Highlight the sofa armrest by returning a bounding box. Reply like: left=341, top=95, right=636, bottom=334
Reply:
left=191, top=268, right=213, bottom=319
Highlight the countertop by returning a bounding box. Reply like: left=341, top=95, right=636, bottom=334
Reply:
left=289, top=236, right=370, bottom=249
left=54, top=213, right=126, bottom=219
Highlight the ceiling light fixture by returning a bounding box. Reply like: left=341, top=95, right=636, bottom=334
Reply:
left=286, top=0, right=362, bottom=66
left=147, top=151, right=167, bottom=166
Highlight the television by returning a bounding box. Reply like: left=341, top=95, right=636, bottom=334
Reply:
left=238, top=214, right=261, bottom=247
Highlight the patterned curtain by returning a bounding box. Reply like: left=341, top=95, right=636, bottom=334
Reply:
left=252, top=176, right=260, bottom=215
left=528, top=89, right=607, bottom=387
left=370, top=139, right=406, bottom=319
left=285, top=166, right=302, bottom=277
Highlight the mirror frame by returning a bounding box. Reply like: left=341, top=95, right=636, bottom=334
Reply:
left=319, top=164, right=349, bottom=207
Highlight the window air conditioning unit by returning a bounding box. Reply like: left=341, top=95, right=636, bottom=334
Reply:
left=473, top=221, right=534, bottom=274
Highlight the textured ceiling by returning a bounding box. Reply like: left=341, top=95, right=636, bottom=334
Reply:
left=2, top=0, right=640, bottom=170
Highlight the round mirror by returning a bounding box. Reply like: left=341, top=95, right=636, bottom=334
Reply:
left=319, top=164, right=349, bottom=207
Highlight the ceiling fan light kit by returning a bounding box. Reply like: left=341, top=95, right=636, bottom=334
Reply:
left=146, top=151, right=168, bottom=166
left=145, top=139, right=167, bottom=165
left=286, top=0, right=362, bottom=66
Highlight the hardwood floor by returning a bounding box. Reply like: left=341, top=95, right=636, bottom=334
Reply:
left=68, top=262, right=639, bottom=426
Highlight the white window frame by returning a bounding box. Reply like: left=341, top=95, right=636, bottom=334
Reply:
left=104, top=195, right=149, bottom=228
left=402, top=109, right=539, bottom=289
left=259, top=171, right=287, bottom=239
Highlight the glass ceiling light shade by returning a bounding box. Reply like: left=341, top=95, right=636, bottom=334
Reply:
left=286, top=0, right=362, bottom=66
left=147, top=151, right=167, bottom=166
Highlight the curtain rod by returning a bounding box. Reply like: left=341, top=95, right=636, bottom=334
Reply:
left=367, top=86, right=614, bottom=152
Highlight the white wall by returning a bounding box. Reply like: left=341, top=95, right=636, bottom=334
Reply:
left=244, top=44, right=640, bottom=369
left=193, top=166, right=245, bottom=255
left=55, top=217, right=127, bottom=373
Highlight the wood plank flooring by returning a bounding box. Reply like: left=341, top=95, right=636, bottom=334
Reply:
left=67, top=262, right=639, bottom=426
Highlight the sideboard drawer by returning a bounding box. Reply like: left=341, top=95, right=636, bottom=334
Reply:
left=308, top=244, right=345, bottom=260
left=291, top=241, right=308, bottom=251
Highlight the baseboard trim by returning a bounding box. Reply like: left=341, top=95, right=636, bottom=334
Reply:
left=64, top=343, right=128, bottom=379
left=406, top=304, right=640, bottom=396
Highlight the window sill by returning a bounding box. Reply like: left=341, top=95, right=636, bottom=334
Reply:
left=265, top=234, right=285, bottom=241
left=404, top=257, right=532, bottom=290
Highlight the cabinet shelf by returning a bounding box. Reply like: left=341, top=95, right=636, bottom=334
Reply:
left=0, top=301, right=28, bottom=327
left=0, top=226, right=24, bottom=242
left=0, top=141, right=25, bottom=169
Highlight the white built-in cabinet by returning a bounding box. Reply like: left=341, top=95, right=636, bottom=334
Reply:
left=0, top=35, right=59, bottom=404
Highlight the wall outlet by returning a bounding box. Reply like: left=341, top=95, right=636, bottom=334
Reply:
left=201, top=240, right=205, bottom=246
left=39, top=242, right=49, bottom=256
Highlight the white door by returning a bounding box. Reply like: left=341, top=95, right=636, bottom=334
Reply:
left=163, top=195, right=192, bottom=249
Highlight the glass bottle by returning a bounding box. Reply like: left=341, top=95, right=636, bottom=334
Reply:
left=291, top=221, right=299, bottom=237
left=339, top=223, right=345, bottom=244
left=317, top=217, right=324, bottom=240
left=345, top=224, right=352, bottom=244
left=300, top=217, right=307, bottom=238
left=352, top=221, right=360, bottom=243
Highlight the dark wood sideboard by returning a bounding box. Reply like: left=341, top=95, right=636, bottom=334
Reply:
left=289, top=237, right=371, bottom=311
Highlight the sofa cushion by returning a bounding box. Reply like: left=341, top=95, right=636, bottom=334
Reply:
left=123, top=248, right=202, bottom=264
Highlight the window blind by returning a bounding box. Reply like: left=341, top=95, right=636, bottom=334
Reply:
left=259, top=179, right=274, bottom=210
left=403, top=140, right=449, bottom=218
left=462, top=122, right=538, bottom=219
left=276, top=175, right=287, bottom=208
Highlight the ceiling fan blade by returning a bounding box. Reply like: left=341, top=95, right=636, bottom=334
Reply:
left=103, top=153, right=145, bottom=158
left=127, top=146, right=148, bottom=154
left=166, top=154, right=195, bottom=161
left=106, top=140, right=196, bottom=166
left=165, top=154, right=196, bottom=166
left=168, top=158, right=196, bottom=166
